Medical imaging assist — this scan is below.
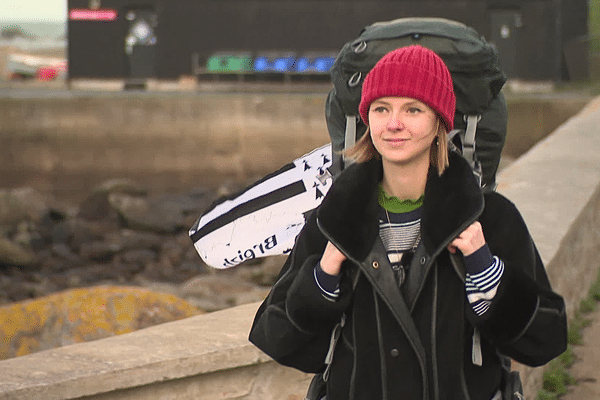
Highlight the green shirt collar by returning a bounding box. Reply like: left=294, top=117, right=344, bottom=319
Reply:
left=377, top=183, right=424, bottom=213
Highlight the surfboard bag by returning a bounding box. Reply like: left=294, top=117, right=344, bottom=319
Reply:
left=326, top=17, right=508, bottom=189
left=189, top=144, right=332, bottom=269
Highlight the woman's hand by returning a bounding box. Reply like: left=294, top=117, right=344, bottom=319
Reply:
left=448, top=221, right=486, bottom=257
left=320, top=241, right=347, bottom=276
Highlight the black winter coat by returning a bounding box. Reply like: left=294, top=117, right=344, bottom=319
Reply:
left=249, top=152, right=567, bottom=400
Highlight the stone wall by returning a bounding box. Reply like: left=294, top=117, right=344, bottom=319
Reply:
left=496, top=96, right=600, bottom=397
left=0, top=90, right=590, bottom=203
left=0, top=90, right=330, bottom=203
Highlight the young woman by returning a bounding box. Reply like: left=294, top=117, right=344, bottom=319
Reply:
left=249, top=45, right=567, bottom=400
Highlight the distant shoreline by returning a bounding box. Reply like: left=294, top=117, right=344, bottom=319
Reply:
left=0, top=20, right=66, bottom=39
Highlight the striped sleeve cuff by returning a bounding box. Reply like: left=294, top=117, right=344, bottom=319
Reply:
left=465, top=255, right=504, bottom=316
left=314, top=263, right=342, bottom=302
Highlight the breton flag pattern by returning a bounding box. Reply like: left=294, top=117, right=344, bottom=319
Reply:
left=189, top=144, right=333, bottom=269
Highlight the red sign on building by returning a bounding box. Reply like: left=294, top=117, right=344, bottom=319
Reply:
left=69, top=9, right=118, bottom=21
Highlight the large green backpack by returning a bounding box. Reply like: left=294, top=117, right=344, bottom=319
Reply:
left=326, top=17, right=508, bottom=190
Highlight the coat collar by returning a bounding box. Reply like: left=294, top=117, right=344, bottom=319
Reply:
left=317, top=151, right=484, bottom=261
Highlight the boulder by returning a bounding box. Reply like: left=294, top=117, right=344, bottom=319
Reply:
left=0, top=237, right=38, bottom=268
left=77, top=191, right=122, bottom=229
left=95, top=178, right=148, bottom=197
left=79, top=241, right=121, bottom=262
left=178, top=274, right=270, bottom=312
left=0, top=285, right=201, bottom=360
left=107, top=229, right=163, bottom=252
left=0, top=188, right=44, bottom=228
left=108, top=193, right=183, bottom=234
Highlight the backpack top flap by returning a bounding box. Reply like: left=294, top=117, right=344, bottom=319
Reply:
left=330, top=17, right=507, bottom=117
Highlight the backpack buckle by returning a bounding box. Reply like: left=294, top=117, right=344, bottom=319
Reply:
left=348, top=72, right=362, bottom=87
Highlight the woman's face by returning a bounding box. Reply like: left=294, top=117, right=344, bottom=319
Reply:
left=368, top=96, right=438, bottom=168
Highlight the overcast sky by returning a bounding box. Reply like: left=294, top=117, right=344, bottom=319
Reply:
left=3, top=0, right=67, bottom=22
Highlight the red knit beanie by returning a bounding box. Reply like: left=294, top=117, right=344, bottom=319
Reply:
left=358, top=45, right=456, bottom=132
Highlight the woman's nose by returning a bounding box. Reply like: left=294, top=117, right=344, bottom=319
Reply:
left=386, top=115, right=405, bottom=130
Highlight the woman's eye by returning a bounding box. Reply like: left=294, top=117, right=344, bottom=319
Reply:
left=408, top=107, right=422, bottom=114
left=373, top=106, right=388, bottom=113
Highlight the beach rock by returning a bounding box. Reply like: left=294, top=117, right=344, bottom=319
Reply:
left=108, top=193, right=182, bottom=234
left=109, top=229, right=163, bottom=252
left=77, top=191, right=122, bottom=231
left=79, top=241, right=121, bottom=262
left=61, top=263, right=129, bottom=285
left=95, top=178, right=148, bottom=197
left=0, top=237, right=38, bottom=268
left=119, top=248, right=158, bottom=267
left=0, top=285, right=201, bottom=359
left=178, top=274, right=270, bottom=312
left=50, top=243, right=83, bottom=266
left=234, top=255, right=286, bottom=286
left=0, top=187, right=63, bottom=229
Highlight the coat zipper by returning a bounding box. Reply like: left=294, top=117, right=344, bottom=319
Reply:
left=373, top=292, right=388, bottom=400
left=431, top=266, right=439, bottom=400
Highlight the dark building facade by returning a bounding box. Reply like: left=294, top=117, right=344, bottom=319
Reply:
left=67, top=0, right=588, bottom=82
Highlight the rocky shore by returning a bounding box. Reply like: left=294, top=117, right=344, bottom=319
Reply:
left=0, top=180, right=285, bottom=313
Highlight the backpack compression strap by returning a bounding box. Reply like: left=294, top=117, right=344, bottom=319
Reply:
left=463, top=115, right=483, bottom=187
left=463, top=115, right=479, bottom=169
left=448, top=115, right=483, bottom=187
left=342, top=115, right=357, bottom=168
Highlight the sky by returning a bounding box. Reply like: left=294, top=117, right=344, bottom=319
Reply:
left=2, top=0, right=67, bottom=22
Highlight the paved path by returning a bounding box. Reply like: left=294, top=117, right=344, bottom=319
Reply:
left=562, top=306, right=600, bottom=399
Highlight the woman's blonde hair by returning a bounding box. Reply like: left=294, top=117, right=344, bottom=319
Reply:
left=343, top=118, right=449, bottom=176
